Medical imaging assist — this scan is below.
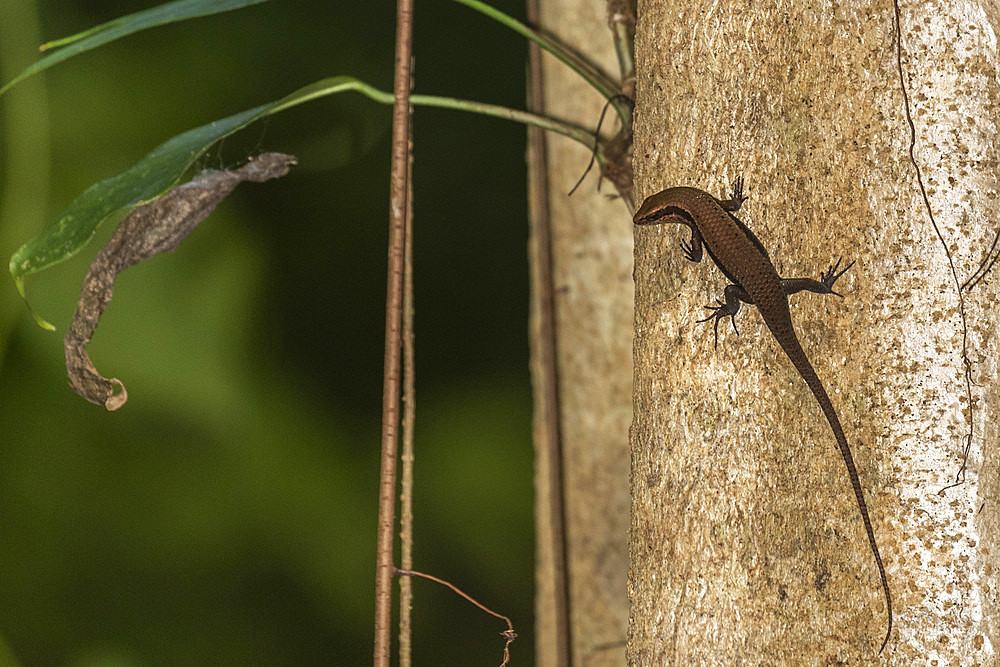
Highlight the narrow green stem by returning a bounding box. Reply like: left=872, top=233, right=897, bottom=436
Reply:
left=452, top=0, right=620, bottom=100
left=611, top=19, right=635, bottom=88
left=412, top=95, right=595, bottom=147
left=268, top=77, right=599, bottom=152
left=453, top=0, right=631, bottom=130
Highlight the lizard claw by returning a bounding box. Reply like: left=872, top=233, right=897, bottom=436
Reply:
left=680, top=238, right=697, bottom=262
left=820, top=257, right=856, bottom=297
left=717, top=176, right=748, bottom=214
left=696, top=300, right=739, bottom=349
left=729, top=176, right=748, bottom=209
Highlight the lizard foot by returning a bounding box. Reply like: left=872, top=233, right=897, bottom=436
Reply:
left=697, top=299, right=740, bottom=349
left=680, top=238, right=698, bottom=262
left=820, top=257, right=856, bottom=296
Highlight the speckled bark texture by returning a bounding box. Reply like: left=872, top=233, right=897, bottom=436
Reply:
left=630, top=0, right=999, bottom=663
left=530, top=1, right=633, bottom=665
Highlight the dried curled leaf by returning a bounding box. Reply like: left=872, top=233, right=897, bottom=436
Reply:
left=65, top=152, right=297, bottom=410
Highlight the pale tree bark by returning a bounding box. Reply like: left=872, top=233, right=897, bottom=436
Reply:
left=631, top=0, right=999, bottom=663
left=529, top=1, right=634, bottom=666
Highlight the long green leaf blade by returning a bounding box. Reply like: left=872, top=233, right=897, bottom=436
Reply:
left=8, top=78, right=364, bottom=327
left=9, top=102, right=269, bottom=327
left=451, top=0, right=622, bottom=102
left=10, top=76, right=594, bottom=328
left=1, top=0, right=269, bottom=96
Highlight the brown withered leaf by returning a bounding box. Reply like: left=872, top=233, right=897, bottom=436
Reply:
left=65, top=152, right=298, bottom=410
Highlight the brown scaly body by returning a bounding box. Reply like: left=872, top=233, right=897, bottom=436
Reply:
left=634, top=178, right=891, bottom=653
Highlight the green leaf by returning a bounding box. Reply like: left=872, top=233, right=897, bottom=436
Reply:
left=0, top=0, right=269, bottom=96
left=10, top=102, right=266, bottom=322
left=7, top=78, right=353, bottom=328
left=451, top=0, right=629, bottom=125
left=452, top=0, right=618, bottom=98
left=10, top=76, right=595, bottom=328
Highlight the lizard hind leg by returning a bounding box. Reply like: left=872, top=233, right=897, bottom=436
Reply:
left=696, top=283, right=749, bottom=348
left=780, top=257, right=856, bottom=298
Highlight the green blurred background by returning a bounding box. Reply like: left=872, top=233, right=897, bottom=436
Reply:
left=0, top=1, right=534, bottom=664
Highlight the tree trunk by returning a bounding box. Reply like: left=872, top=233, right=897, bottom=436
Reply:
left=630, top=0, right=998, bottom=662
left=529, top=1, right=633, bottom=665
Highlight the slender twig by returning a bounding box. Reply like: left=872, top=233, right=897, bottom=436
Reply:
left=398, top=154, right=416, bottom=665
left=374, top=0, right=414, bottom=663
left=961, top=225, right=1000, bottom=291
left=525, top=0, right=571, bottom=662
left=567, top=94, right=630, bottom=197
left=395, top=568, right=517, bottom=667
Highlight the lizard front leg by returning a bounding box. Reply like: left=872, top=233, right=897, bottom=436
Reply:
left=680, top=225, right=705, bottom=263
left=697, top=283, right=751, bottom=348
left=717, top=175, right=748, bottom=212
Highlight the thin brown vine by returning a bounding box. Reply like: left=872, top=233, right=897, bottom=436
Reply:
left=962, top=225, right=1000, bottom=291
left=374, top=0, right=415, bottom=663
left=892, top=0, right=974, bottom=485
left=395, top=568, right=517, bottom=667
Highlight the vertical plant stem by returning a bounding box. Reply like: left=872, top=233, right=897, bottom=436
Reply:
left=374, top=0, right=415, bottom=664
left=398, top=167, right=416, bottom=665
left=525, top=0, right=571, bottom=664
left=608, top=0, right=636, bottom=94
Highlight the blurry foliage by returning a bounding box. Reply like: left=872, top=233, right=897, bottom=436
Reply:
left=0, top=0, right=533, bottom=664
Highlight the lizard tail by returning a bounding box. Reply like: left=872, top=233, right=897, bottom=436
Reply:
left=778, top=332, right=893, bottom=654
